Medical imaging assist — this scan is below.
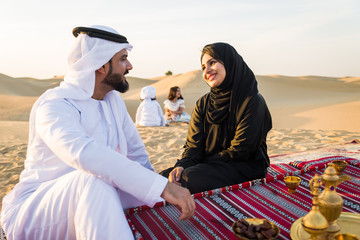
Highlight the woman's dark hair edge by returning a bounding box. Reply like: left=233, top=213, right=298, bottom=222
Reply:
left=200, top=43, right=224, bottom=64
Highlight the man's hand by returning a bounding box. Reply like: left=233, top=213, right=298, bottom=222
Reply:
left=161, top=182, right=196, bottom=220
left=168, top=167, right=184, bottom=185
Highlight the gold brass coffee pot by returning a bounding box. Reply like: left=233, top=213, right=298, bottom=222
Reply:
left=302, top=174, right=329, bottom=239
left=318, top=163, right=351, bottom=233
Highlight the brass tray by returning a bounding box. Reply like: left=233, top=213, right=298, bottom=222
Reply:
left=290, top=212, right=360, bottom=239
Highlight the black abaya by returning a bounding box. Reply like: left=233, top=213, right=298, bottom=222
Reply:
left=160, top=43, right=272, bottom=194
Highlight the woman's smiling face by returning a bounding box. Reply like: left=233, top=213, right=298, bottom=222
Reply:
left=201, top=53, right=226, bottom=88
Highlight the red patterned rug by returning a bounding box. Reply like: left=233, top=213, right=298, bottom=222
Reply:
left=1, top=142, right=360, bottom=240
left=126, top=142, right=360, bottom=240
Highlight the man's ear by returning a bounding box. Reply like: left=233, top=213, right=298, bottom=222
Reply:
left=96, top=65, right=106, bottom=74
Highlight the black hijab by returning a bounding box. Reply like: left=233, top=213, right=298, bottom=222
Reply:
left=201, top=43, right=259, bottom=146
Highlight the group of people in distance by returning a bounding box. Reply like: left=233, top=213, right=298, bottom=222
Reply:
left=1, top=25, right=272, bottom=239
left=135, top=85, right=191, bottom=127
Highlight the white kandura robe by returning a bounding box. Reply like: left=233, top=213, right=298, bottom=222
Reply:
left=1, top=93, right=168, bottom=240
left=135, top=99, right=165, bottom=126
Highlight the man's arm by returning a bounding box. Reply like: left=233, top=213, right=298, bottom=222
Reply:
left=123, top=111, right=154, bottom=170
left=36, top=99, right=165, bottom=207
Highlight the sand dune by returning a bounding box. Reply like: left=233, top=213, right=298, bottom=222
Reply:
left=2, top=71, right=360, bottom=131
left=0, top=73, right=61, bottom=96
left=124, top=72, right=360, bottom=132
left=1, top=71, right=360, bottom=209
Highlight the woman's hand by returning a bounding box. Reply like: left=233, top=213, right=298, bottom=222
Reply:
left=169, top=167, right=184, bottom=186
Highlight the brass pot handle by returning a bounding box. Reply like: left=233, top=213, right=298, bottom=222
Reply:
left=309, top=174, right=321, bottom=194
left=309, top=178, right=315, bottom=192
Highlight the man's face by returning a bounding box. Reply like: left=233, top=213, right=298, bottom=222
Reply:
left=102, top=49, right=133, bottom=93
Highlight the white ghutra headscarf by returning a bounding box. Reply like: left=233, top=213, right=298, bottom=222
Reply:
left=28, top=25, right=133, bottom=147
left=47, top=25, right=132, bottom=100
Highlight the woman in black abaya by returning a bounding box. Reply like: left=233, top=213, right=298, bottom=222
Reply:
left=160, top=42, right=272, bottom=194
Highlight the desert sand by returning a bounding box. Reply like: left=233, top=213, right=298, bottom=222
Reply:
left=1, top=72, right=360, bottom=209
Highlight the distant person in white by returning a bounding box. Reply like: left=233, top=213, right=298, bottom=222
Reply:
left=135, top=86, right=165, bottom=127
left=0, top=25, right=195, bottom=240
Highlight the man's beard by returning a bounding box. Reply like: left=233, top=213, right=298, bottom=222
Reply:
left=103, top=71, right=129, bottom=93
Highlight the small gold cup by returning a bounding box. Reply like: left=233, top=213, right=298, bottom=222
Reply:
left=332, top=160, right=348, bottom=175
left=334, top=233, right=360, bottom=240
left=284, top=176, right=301, bottom=193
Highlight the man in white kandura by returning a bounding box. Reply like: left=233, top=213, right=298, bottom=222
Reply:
left=0, top=25, right=195, bottom=240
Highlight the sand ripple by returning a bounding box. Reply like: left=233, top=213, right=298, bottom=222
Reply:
left=0, top=144, right=27, bottom=205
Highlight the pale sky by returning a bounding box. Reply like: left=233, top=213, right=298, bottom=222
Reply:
left=0, top=0, right=359, bottom=79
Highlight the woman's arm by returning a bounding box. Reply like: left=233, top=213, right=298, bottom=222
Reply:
left=175, top=95, right=208, bottom=168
